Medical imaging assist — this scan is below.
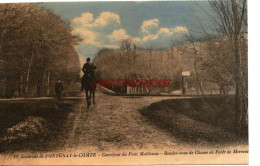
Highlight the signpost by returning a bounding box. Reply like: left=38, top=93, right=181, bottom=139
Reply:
left=181, top=71, right=190, bottom=95
left=182, top=71, right=190, bottom=77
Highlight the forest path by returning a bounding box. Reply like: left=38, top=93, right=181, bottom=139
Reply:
left=62, top=91, right=192, bottom=152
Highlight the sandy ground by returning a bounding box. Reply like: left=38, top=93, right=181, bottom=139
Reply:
left=63, top=92, right=184, bottom=152
left=0, top=90, right=248, bottom=165
left=59, top=91, right=247, bottom=153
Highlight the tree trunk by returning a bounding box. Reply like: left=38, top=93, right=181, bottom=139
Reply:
left=20, top=75, right=23, bottom=97
left=150, top=56, right=151, bottom=69
left=190, top=41, right=204, bottom=96
left=37, top=82, right=41, bottom=97
left=42, top=70, right=46, bottom=93
left=25, top=52, right=34, bottom=95
left=3, top=76, right=6, bottom=98
left=194, top=57, right=204, bottom=96
left=187, top=31, right=204, bottom=97
left=232, top=0, right=247, bottom=133
left=46, top=70, right=51, bottom=96
left=149, top=51, right=152, bottom=69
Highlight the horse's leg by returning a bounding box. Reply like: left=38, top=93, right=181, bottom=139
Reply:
left=93, top=89, right=95, bottom=104
left=89, top=90, right=92, bottom=106
left=88, top=90, right=91, bottom=107
left=85, top=89, right=90, bottom=108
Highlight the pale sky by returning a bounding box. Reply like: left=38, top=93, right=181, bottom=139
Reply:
left=43, top=1, right=213, bottom=60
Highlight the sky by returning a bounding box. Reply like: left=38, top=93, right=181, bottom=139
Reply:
left=43, top=1, right=213, bottom=61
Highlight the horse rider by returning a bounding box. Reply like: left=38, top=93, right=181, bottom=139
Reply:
left=81, top=57, right=97, bottom=91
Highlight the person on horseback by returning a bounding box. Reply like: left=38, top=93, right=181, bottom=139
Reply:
left=81, top=57, right=97, bottom=108
left=81, top=57, right=96, bottom=91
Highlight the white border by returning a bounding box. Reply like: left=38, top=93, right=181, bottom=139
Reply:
left=0, top=0, right=258, bottom=165
left=249, top=0, right=260, bottom=166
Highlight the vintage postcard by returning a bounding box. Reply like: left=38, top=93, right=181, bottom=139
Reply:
left=0, top=0, right=248, bottom=165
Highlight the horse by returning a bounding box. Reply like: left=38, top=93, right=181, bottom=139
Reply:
left=83, top=75, right=96, bottom=108
left=83, top=65, right=97, bottom=108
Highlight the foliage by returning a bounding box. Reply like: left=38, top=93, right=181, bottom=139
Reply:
left=0, top=116, right=48, bottom=143
left=93, top=41, right=223, bottom=94
left=0, top=3, right=81, bottom=98
left=205, top=0, right=248, bottom=133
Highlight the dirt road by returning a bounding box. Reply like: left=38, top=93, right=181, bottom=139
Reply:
left=62, top=91, right=189, bottom=152
left=0, top=89, right=247, bottom=154
left=0, top=90, right=249, bottom=165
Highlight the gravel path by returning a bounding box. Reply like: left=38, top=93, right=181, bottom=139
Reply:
left=63, top=92, right=185, bottom=152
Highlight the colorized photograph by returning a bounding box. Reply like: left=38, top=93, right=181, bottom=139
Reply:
left=0, top=0, right=248, bottom=165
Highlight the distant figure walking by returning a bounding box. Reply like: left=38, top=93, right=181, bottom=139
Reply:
left=55, top=79, right=64, bottom=101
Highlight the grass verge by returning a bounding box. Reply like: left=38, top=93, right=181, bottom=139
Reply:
left=0, top=99, right=79, bottom=153
left=139, top=96, right=248, bottom=145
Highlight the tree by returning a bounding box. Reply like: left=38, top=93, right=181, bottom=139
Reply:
left=231, top=0, right=247, bottom=133
left=199, top=0, right=247, bottom=133
left=0, top=3, right=81, bottom=98
left=185, top=32, right=205, bottom=96
left=202, top=38, right=235, bottom=95
left=120, top=38, right=132, bottom=62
